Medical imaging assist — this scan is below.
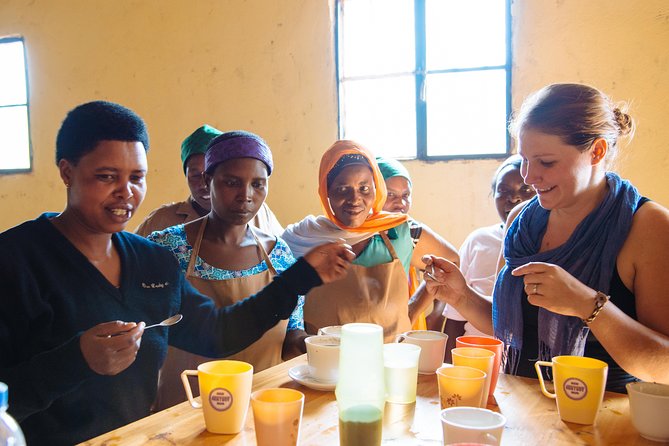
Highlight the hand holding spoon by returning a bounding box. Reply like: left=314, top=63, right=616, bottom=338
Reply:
left=107, top=314, right=182, bottom=337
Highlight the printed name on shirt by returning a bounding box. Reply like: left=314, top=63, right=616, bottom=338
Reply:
left=141, top=282, right=170, bottom=289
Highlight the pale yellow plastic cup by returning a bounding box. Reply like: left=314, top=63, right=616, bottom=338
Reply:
left=251, top=388, right=305, bottom=446
left=336, top=323, right=385, bottom=446
left=181, top=360, right=253, bottom=434
left=535, top=355, right=608, bottom=425
left=437, top=365, right=487, bottom=409
left=383, top=342, right=421, bottom=404
left=451, top=347, right=495, bottom=408
left=456, top=336, right=504, bottom=404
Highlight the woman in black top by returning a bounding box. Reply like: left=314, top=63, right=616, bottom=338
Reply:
left=423, top=83, right=669, bottom=392
left=0, top=101, right=354, bottom=444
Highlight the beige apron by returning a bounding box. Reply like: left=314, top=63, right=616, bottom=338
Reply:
left=303, top=232, right=411, bottom=343
left=154, top=219, right=287, bottom=410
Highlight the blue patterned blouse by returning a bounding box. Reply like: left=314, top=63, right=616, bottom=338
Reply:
left=148, top=224, right=304, bottom=331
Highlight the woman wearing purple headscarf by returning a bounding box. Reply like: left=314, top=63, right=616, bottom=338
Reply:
left=424, top=83, right=669, bottom=393
left=149, top=131, right=309, bottom=409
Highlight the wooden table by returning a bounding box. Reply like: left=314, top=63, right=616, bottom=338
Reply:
left=81, top=355, right=654, bottom=445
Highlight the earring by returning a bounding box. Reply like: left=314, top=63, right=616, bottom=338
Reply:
left=64, top=182, right=70, bottom=188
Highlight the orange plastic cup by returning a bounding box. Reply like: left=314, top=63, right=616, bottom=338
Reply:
left=455, top=336, right=504, bottom=404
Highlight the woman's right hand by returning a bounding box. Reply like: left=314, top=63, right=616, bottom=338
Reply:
left=80, top=321, right=145, bottom=375
left=304, top=240, right=355, bottom=284
left=422, top=255, right=469, bottom=307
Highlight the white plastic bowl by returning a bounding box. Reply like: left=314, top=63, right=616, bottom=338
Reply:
left=626, top=381, right=669, bottom=442
left=440, top=407, right=506, bottom=445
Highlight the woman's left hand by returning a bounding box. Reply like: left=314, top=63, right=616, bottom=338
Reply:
left=511, top=262, right=597, bottom=320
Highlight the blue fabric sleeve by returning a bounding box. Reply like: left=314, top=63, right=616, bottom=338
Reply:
left=287, top=295, right=305, bottom=331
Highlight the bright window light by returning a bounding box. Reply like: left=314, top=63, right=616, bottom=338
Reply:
left=337, top=0, right=510, bottom=160
left=340, top=75, right=416, bottom=158
left=0, top=38, right=31, bottom=172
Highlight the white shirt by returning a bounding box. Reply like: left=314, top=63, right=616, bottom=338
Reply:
left=444, top=223, right=504, bottom=336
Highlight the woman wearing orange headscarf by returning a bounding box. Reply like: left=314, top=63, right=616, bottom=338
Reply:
left=282, top=140, right=440, bottom=341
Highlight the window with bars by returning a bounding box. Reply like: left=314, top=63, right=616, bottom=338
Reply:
left=0, top=37, right=31, bottom=172
left=336, top=0, right=511, bottom=160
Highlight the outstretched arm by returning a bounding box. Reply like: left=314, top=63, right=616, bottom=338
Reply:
left=410, top=224, right=460, bottom=330
left=410, top=224, right=459, bottom=268
left=422, top=255, right=494, bottom=335
left=171, top=241, right=355, bottom=358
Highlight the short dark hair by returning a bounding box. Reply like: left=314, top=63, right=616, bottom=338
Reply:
left=55, top=100, right=149, bottom=165
left=491, top=154, right=523, bottom=193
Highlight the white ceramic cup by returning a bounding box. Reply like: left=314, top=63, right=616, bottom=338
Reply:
left=304, top=335, right=340, bottom=383
left=626, top=381, right=669, bottom=442
left=440, top=407, right=506, bottom=446
left=395, top=330, right=448, bottom=374
left=318, top=325, right=342, bottom=336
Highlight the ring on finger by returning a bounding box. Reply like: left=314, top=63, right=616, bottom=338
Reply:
left=533, top=284, right=538, bottom=295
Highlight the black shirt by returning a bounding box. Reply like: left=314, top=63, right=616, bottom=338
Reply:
left=0, top=214, right=320, bottom=444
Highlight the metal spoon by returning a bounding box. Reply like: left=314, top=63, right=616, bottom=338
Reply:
left=144, top=314, right=183, bottom=330
left=424, top=263, right=437, bottom=281
left=107, top=314, right=183, bottom=337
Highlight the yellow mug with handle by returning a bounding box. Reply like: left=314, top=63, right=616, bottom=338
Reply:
left=535, top=355, right=608, bottom=425
left=181, top=360, right=254, bottom=434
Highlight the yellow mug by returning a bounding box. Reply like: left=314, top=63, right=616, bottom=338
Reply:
left=181, top=360, right=254, bottom=434
left=535, top=356, right=608, bottom=425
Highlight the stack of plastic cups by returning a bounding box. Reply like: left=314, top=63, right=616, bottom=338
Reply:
left=335, top=323, right=385, bottom=446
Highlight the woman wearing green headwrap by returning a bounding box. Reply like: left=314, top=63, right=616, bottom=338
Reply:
left=376, top=157, right=460, bottom=330
left=135, top=125, right=283, bottom=237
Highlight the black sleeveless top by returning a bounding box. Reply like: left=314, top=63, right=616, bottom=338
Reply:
left=510, top=197, right=649, bottom=393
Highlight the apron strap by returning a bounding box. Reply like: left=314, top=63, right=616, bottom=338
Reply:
left=186, top=217, right=208, bottom=277
left=187, top=218, right=278, bottom=277
left=379, top=231, right=400, bottom=260
left=248, top=225, right=277, bottom=276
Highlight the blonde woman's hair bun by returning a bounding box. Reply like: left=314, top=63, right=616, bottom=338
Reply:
left=613, top=106, right=635, bottom=139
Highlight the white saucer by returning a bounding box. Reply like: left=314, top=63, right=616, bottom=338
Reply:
left=288, top=364, right=337, bottom=391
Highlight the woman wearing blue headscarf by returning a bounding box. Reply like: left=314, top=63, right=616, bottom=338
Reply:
left=424, top=83, right=669, bottom=393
